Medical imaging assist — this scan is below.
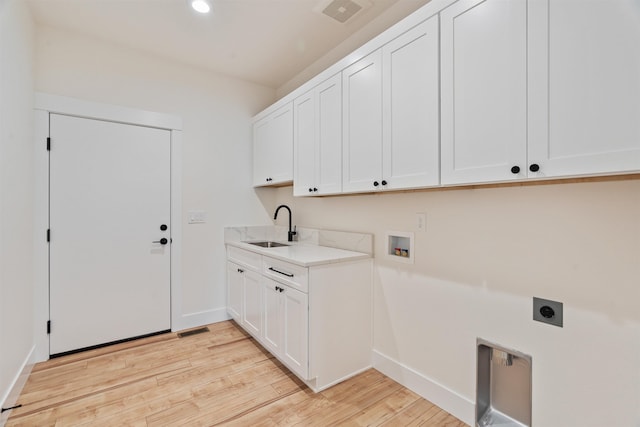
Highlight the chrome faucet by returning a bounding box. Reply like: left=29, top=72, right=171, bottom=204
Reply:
left=274, top=204, right=296, bottom=242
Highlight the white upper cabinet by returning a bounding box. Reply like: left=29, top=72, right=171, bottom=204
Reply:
left=382, top=15, right=440, bottom=190
left=441, top=0, right=528, bottom=185
left=342, top=50, right=384, bottom=193
left=343, top=17, right=440, bottom=194
left=253, top=102, right=293, bottom=187
left=528, top=0, right=640, bottom=177
left=293, top=74, right=342, bottom=197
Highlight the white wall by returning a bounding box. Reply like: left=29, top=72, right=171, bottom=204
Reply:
left=271, top=178, right=640, bottom=426
left=34, top=25, right=277, bottom=330
left=0, top=0, right=35, bottom=417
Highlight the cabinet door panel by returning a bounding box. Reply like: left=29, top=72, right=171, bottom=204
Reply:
left=293, top=92, right=316, bottom=196
left=283, top=286, right=309, bottom=379
left=252, top=119, right=271, bottom=186
left=253, top=103, right=293, bottom=186
left=226, top=262, right=243, bottom=324
left=382, top=15, right=440, bottom=189
left=242, top=270, right=262, bottom=338
left=317, top=75, right=343, bottom=195
left=529, top=0, right=640, bottom=176
left=441, top=0, right=528, bottom=185
left=269, top=105, right=294, bottom=184
left=342, top=50, right=383, bottom=193
left=262, top=278, right=282, bottom=355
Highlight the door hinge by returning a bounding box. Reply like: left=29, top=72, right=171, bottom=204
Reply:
left=47, top=229, right=50, bottom=242
left=47, top=320, right=51, bottom=334
left=46, top=137, right=51, bottom=151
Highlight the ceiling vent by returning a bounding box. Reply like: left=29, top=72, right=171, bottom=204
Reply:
left=314, top=0, right=372, bottom=24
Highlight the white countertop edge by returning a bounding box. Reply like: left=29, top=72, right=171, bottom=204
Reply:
left=225, top=240, right=371, bottom=267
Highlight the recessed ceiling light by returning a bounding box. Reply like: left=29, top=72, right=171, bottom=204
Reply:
left=190, top=0, right=211, bottom=14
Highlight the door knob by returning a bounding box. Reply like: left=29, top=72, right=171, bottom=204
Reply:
left=153, top=238, right=168, bottom=245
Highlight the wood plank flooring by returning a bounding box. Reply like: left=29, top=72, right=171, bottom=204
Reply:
left=6, top=321, right=467, bottom=426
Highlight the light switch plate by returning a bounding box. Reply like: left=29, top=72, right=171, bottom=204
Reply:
left=533, top=297, right=563, bottom=327
left=416, top=212, right=426, bottom=232
left=188, top=210, right=207, bottom=224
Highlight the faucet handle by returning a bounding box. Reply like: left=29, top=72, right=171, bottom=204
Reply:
left=288, top=226, right=297, bottom=241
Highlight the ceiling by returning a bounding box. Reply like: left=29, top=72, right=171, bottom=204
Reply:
left=27, top=0, right=431, bottom=89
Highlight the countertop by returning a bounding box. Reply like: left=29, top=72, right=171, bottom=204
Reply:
left=226, top=240, right=371, bottom=267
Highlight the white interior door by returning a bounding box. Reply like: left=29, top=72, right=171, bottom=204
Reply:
left=49, top=113, right=171, bottom=355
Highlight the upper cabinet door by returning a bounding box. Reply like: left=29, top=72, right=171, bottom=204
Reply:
left=253, top=102, right=293, bottom=187
left=382, top=15, right=440, bottom=190
left=342, top=50, right=383, bottom=193
left=528, top=0, right=640, bottom=177
left=440, top=0, right=528, bottom=185
left=316, top=75, right=343, bottom=195
left=293, top=91, right=316, bottom=196
left=293, top=74, right=343, bottom=197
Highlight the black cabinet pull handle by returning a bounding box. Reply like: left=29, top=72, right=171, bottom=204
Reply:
left=373, top=181, right=379, bottom=187
left=511, top=166, right=520, bottom=174
left=313, top=187, right=318, bottom=192
left=153, top=238, right=168, bottom=245
left=381, top=180, right=387, bottom=186
left=268, top=267, right=294, bottom=278
left=279, top=287, right=284, bottom=293
left=529, top=164, right=540, bottom=172
left=237, top=268, right=244, bottom=273
left=308, top=188, right=313, bottom=192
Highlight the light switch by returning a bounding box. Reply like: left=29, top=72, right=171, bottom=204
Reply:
left=416, top=212, right=426, bottom=232
left=188, top=210, right=207, bottom=224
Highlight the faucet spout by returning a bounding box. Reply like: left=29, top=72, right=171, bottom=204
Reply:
left=274, top=204, right=296, bottom=242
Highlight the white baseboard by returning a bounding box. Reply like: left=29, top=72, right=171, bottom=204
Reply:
left=0, top=346, right=37, bottom=427
left=372, top=350, right=475, bottom=426
left=172, top=307, right=230, bottom=332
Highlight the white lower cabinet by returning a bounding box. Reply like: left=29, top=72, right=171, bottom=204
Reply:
left=263, top=277, right=309, bottom=379
left=226, top=261, right=262, bottom=339
left=226, top=262, right=244, bottom=324
left=241, top=268, right=262, bottom=338
left=226, top=245, right=372, bottom=392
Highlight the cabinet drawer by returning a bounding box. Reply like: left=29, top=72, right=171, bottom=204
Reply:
left=262, top=256, right=308, bottom=293
left=227, top=246, right=262, bottom=271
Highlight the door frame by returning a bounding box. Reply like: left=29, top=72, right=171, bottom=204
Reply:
left=33, top=93, right=183, bottom=362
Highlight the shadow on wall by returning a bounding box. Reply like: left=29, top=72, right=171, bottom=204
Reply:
left=269, top=179, right=640, bottom=324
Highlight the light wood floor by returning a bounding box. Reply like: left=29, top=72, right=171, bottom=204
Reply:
left=6, top=321, right=466, bottom=426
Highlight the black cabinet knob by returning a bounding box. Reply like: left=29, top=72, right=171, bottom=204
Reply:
left=237, top=268, right=244, bottom=273
left=308, top=188, right=313, bottom=192
left=153, top=238, right=168, bottom=245
left=511, top=166, right=520, bottom=174
left=381, top=180, right=387, bottom=186
left=373, top=181, right=379, bottom=187
left=313, top=187, right=318, bottom=192
left=529, top=164, right=540, bottom=172
left=160, top=224, right=168, bottom=231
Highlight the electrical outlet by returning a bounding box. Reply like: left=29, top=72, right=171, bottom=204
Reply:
left=533, top=297, right=563, bottom=327
left=416, top=212, right=426, bottom=232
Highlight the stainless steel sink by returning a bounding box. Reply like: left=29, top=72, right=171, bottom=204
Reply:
left=244, top=241, right=289, bottom=248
